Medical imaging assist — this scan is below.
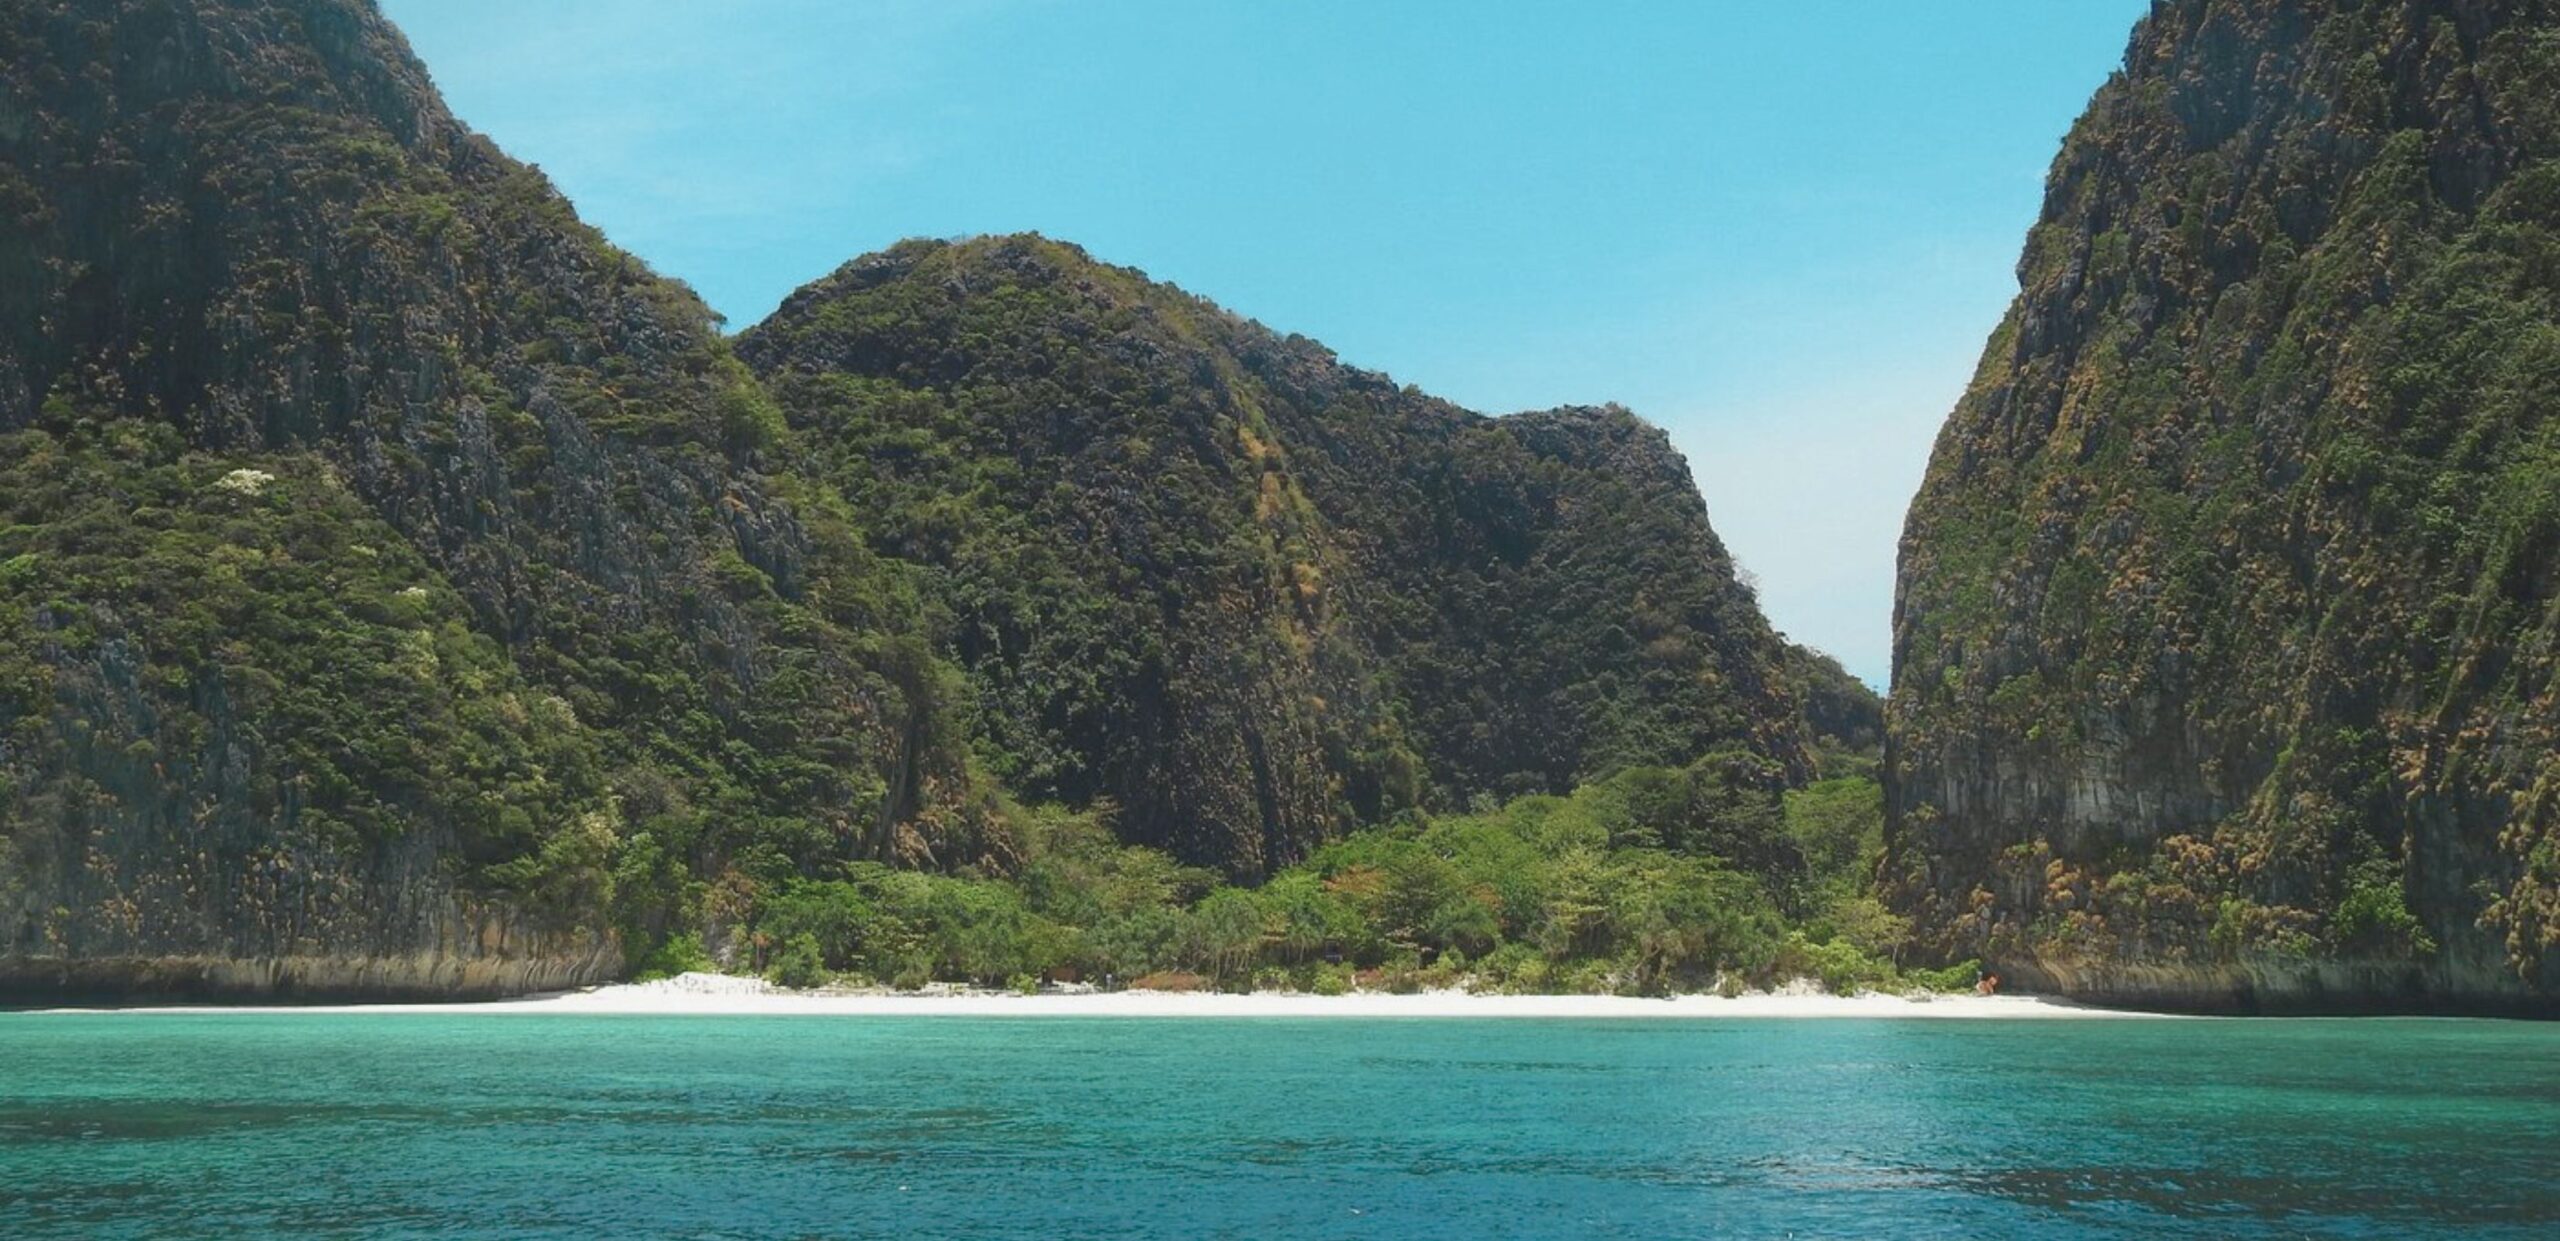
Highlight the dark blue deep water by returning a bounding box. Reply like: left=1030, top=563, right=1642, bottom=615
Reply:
left=2, top=1013, right=2554, bottom=1238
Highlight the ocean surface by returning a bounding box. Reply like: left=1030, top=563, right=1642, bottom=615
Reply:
left=2, top=1013, right=2554, bottom=1239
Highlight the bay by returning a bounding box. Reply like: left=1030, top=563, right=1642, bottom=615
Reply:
left=2, top=1014, right=2553, bottom=1238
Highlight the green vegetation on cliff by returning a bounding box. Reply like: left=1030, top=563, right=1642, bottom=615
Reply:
left=1890, top=0, right=2560, bottom=1010
left=0, top=0, right=1000, bottom=989
left=741, top=235, right=1813, bottom=875
left=0, top=417, right=605, bottom=864
left=0, top=0, right=1849, bottom=996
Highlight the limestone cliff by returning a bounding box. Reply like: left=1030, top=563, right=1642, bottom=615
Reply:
left=1, top=2, right=1822, bottom=994
left=740, top=237, right=1814, bottom=875
left=0, top=0, right=996, bottom=997
left=1889, top=0, right=2560, bottom=1014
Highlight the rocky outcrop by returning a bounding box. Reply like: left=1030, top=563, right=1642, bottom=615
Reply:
left=1786, top=645, right=1883, bottom=768
left=741, top=236, right=1813, bottom=875
left=0, top=1, right=1819, bottom=993
left=2, top=900, right=619, bottom=1004
left=1991, top=949, right=2555, bottom=1018
left=0, top=0, right=996, bottom=999
left=1889, top=0, right=2560, bottom=1013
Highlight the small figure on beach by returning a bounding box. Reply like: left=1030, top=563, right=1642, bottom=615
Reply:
left=1974, top=973, right=2000, bottom=996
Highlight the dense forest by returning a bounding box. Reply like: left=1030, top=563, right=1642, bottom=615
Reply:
left=731, top=768, right=1966, bottom=999
left=1890, top=0, right=2560, bottom=1013
left=0, top=0, right=1887, bottom=999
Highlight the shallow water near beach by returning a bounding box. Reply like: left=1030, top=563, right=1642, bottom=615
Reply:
left=2, top=1014, right=2553, bottom=1238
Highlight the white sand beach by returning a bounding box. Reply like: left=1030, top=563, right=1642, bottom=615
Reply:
left=52, top=973, right=2155, bottom=1018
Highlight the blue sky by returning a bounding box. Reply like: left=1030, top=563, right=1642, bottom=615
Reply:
left=382, top=0, right=2149, bottom=686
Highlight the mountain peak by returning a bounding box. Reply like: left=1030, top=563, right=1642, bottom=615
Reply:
left=743, top=237, right=1813, bottom=871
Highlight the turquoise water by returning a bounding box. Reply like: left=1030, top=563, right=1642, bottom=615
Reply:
left=1, top=1015, right=2553, bottom=1238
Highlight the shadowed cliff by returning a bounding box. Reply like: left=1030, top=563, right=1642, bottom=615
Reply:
left=740, top=236, right=1816, bottom=876
left=0, top=0, right=1004, bottom=995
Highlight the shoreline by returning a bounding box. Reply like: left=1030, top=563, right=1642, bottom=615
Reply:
left=22, top=972, right=2154, bottom=1018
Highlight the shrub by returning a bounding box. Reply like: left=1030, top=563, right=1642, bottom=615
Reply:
left=1902, top=959, right=1982, bottom=994
left=767, top=933, right=828, bottom=990
left=753, top=879, right=875, bottom=970
left=1774, top=932, right=1896, bottom=995
left=629, top=931, right=714, bottom=982
left=2330, top=862, right=2437, bottom=958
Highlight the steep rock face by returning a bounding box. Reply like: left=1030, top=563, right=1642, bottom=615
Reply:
left=1889, top=0, right=2560, bottom=1012
left=0, top=0, right=992, bottom=996
left=742, top=237, right=1812, bottom=875
left=1786, top=646, right=1884, bottom=769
